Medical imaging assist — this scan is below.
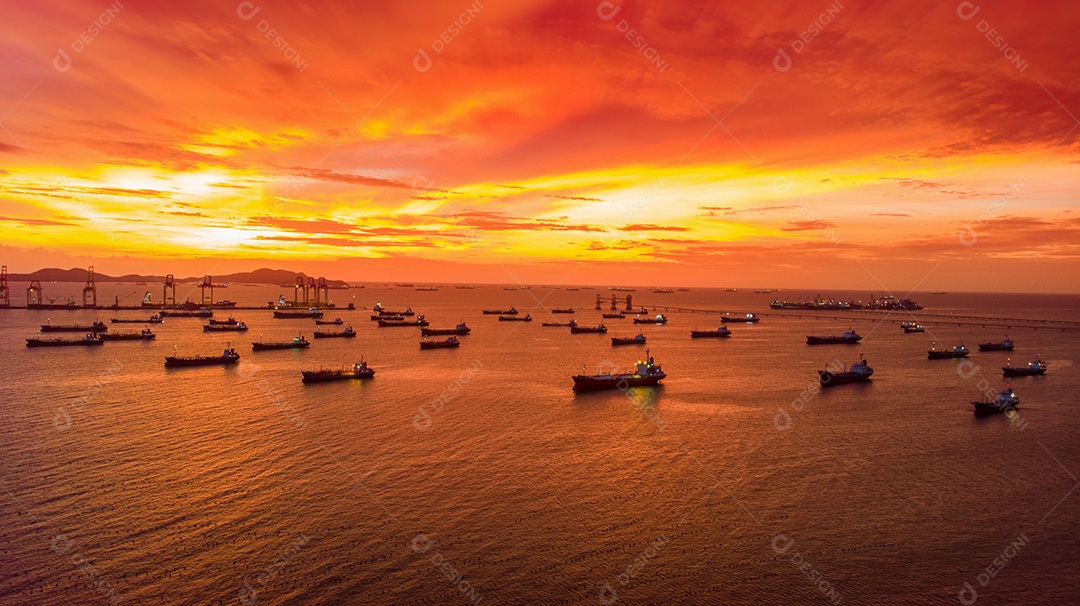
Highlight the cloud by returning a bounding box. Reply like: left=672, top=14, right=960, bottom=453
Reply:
left=782, top=220, right=837, bottom=232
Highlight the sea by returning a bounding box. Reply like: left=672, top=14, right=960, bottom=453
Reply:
left=1, top=284, right=1078, bottom=605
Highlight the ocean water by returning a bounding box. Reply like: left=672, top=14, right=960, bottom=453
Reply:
left=1, top=285, right=1078, bottom=605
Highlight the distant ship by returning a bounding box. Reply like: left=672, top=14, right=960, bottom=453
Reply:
left=111, top=315, right=162, bottom=324
left=721, top=313, right=759, bottom=324
left=928, top=344, right=968, bottom=359
left=377, top=315, right=429, bottom=327
left=208, top=317, right=242, bottom=326
left=1002, top=356, right=1047, bottom=377
left=900, top=321, right=925, bottom=333
left=602, top=312, right=625, bottom=319
left=571, top=324, right=607, bottom=334
left=542, top=319, right=577, bottom=327
left=315, top=317, right=344, bottom=325
left=274, top=307, right=324, bottom=319
left=165, top=348, right=240, bottom=367
left=40, top=321, right=107, bottom=333
left=302, top=360, right=375, bottom=382
left=160, top=306, right=213, bottom=318
left=690, top=326, right=731, bottom=338
left=972, top=386, right=1019, bottom=415
left=633, top=314, right=667, bottom=324
left=651, top=287, right=674, bottom=294
left=978, top=337, right=1015, bottom=351
left=27, top=334, right=104, bottom=347
left=611, top=334, right=647, bottom=346
left=313, top=327, right=356, bottom=338
left=372, top=303, right=414, bottom=316
left=101, top=329, right=156, bottom=341
left=422, top=323, right=471, bottom=336
left=572, top=349, right=665, bottom=391
left=416, top=286, right=439, bottom=291
left=498, top=314, right=532, bottom=322
left=420, top=336, right=460, bottom=349
left=806, top=330, right=861, bottom=345
left=550, top=308, right=575, bottom=314
left=252, top=336, right=310, bottom=351
left=482, top=307, right=517, bottom=315
left=204, top=321, right=248, bottom=332
left=819, top=356, right=874, bottom=386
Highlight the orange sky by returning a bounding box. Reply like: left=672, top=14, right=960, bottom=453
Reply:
left=1, top=0, right=1078, bottom=291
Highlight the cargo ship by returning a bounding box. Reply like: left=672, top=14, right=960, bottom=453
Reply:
left=421, top=323, right=471, bottom=336
left=978, top=337, right=1015, bottom=352
left=549, top=308, right=575, bottom=314
left=313, top=327, right=356, bottom=338
left=972, top=386, right=1020, bottom=415
left=252, top=336, right=310, bottom=350
left=806, top=330, right=861, bottom=345
left=100, top=329, right=156, bottom=341
left=27, top=334, right=104, bottom=347
left=165, top=348, right=240, bottom=367
left=927, top=344, right=968, bottom=359
left=111, top=315, right=162, bottom=324
left=498, top=314, right=532, bottom=322
left=40, top=321, right=107, bottom=333
left=377, top=315, right=429, bottom=327
left=633, top=314, right=667, bottom=324
left=721, top=313, right=759, bottom=324
left=572, top=349, right=665, bottom=391
left=274, top=307, right=324, bottom=319
left=611, top=334, right=647, bottom=346
left=542, top=319, right=577, bottom=327
left=1002, top=356, right=1047, bottom=377
left=302, top=359, right=375, bottom=382
left=482, top=307, right=517, bottom=315
left=204, top=321, right=248, bottom=332
left=315, top=317, right=344, bottom=325
left=570, top=324, right=607, bottom=334
left=690, top=326, right=731, bottom=338
left=819, top=356, right=874, bottom=386
left=420, top=336, right=460, bottom=349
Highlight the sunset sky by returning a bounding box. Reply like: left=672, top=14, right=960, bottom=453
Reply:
left=1, top=0, right=1078, bottom=291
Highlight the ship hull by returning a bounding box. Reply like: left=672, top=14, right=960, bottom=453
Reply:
left=312, top=332, right=356, bottom=338
left=819, top=371, right=873, bottom=386
left=1002, top=368, right=1046, bottom=377
left=27, top=339, right=103, bottom=347
left=421, top=328, right=470, bottom=336
left=203, top=326, right=247, bottom=332
left=690, top=331, right=729, bottom=338
left=928, top=351, right=968, bottom=359
left=252, top=343, right=310, bottom=350
left=972, top=401, right=1017, bottom=415
left=570, top=328, right=607, bottom=334
left=164, top=356, right=239, bottom=367
left=302, top=370, right=374, bottom=382
left=979, top=344, right=1015, bottom=351
left=572, top=374, right=664, bottom=391
left=40, top=326, right=107, bottom=333
left=100, top=334, right=156, bottom=341
left=806, top=337, right=861, bottom=345
left=377, top=320, right=429, bottom=327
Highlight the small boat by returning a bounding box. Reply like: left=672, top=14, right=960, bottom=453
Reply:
left=570, top=324, right=608, bottom=334
left=819, top=356, right=874, bottom=386
left=550, top=308, right=575, bottom=314
left=690, top=326, right=731, bottom=338
left=806, top=330, right=861, bottom=345
left=252, top=336, right=311, bottom=351
left=572, top=348, right=666, bottom=391
left=165, top=348, right=240, bottom=367
left=315, top=317, right=344, bottom=325
left=40, top=321, right=107, bottom=333
left=482, top=307, right=518, bottom=315
left=542, top=319, right=578, bottom=327
left=900, top=321, right=925, bottom=333
left=100, top=329, right=156, bottom=341
left=633, top=314, right=668, bottom=324
left=207, top=317, right=241, bottom=326
left=1002, top=356, right=1047, bottom=377
left=372, top=305, right=414, bottom=317
left=611, top=334, right=647, bottom=346
left=377, top=315, right=429, bottom=327
left=111, top=315, right=162, bottom=324
left=651, top=287, right=674, bottom=294
left=420, top=336, right=461, bottom=349
left=601, top=312, right=625, bottom=319
left=27, top=334, right=104, bottom=347
left=313, top=327, right=357, bottom=338
left=971, top=386, right=1020, bottom=415
left=979, top=337, right=1015, bottom=352
left=721, top=313, right=760, bottom=324
left=421, top=323, right=471, bottom=336
left=928, top=344, right=968, bottom=359
left=274, top=307, right=324, bottom=319
left=302, top=359, right=375, bottom=382
left=498, top=313, right=532, bottom=322
left=204, top=321, right=249, bottom=332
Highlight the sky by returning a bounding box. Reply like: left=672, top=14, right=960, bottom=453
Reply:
left=0, top=0, right=1078, bottom=291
